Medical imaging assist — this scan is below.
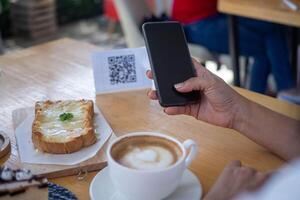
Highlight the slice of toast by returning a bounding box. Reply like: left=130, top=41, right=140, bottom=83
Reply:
left=32, top=100, right=97, bottom=154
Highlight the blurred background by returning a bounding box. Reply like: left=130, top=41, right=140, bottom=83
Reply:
left=0, top=0, right=239, bottom=88
left=0, top=0, right=126, bottom=51
left=0, top=0, right=299, bottom=102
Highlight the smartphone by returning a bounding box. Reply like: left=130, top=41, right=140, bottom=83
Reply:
left=142, top=21, right=200, bottom=107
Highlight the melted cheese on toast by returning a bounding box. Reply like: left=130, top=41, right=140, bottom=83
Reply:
left=36, top=101, right=90, bottom=142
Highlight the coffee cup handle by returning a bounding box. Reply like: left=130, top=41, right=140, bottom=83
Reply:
left=183, top=139, right=198, bottom=167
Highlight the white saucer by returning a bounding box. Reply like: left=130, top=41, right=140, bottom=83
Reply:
left=90, top=167, right=202, bottom=200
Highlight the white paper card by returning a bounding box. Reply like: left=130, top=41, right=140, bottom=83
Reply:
left=14, top=106, right=113, bottom=165
left=92, top=47, right=152, bottom=94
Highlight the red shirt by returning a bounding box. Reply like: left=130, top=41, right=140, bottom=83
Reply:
left=172, top=0, right=218, bottom=24
left=104, top=0, right=119, bottom=21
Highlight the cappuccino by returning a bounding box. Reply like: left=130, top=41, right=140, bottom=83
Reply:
left=111, top=136, right=182, bottom=170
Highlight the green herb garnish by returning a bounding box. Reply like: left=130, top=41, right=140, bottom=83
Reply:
left=59, top=112, right=74, bottom=121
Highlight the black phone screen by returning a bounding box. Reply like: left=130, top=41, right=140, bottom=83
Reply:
left=142, top=22, right=200, bottom=107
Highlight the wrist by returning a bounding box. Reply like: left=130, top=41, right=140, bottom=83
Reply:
left=232, top=96, right=253, bottom=133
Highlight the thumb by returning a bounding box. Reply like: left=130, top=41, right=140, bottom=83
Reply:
left=174, top=70, right=216, bottom=93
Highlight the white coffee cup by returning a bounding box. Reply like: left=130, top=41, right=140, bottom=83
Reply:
left=107, top=132, right=198, bottom=200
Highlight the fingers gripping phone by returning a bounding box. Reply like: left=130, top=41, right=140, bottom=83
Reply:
left=142, top=21, right=200, bottom=107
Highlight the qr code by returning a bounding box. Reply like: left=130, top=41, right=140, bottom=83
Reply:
left=108, top=55, right=137, bottom=85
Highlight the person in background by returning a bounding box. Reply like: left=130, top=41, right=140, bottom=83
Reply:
left=146, top=59, right=300, bottom=200
left=171, top=0, right=294, bottom=94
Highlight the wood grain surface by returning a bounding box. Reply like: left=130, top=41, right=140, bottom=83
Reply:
left=0, top=38, right=112, bottom=178
left=1, top=38, right=300, bottom=199
left=218, top=0, right=300, bottom=27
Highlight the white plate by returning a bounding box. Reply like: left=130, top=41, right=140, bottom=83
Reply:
left=90, top=167, right=202, bottom=200
left=14, top=106, right=113, bottom=165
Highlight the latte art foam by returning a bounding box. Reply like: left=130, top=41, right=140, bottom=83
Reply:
left=119, top=146, right=174, bottom=170
left=111, top=135, right=183, bottom=170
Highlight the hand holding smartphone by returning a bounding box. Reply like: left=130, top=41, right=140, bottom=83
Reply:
left=142, top=21, right=200, bottom=107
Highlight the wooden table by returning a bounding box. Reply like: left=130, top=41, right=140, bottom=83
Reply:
left=1, top=38, right=300, bottom=199
left=218, top=0, right=300, bottom=86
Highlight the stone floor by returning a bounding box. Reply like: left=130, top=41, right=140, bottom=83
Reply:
left=2, top=16, right=126, bottom=53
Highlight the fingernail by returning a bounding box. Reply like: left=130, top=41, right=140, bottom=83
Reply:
left=174, top=82, right=184, bottom=89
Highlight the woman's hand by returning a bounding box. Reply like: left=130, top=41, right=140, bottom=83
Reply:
left=203, top=160, right=270, bottom=200
left=146, top=59, right=247, bottom=129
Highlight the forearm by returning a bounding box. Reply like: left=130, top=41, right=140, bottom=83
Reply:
left=234, top=98, right=300, bottom=161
